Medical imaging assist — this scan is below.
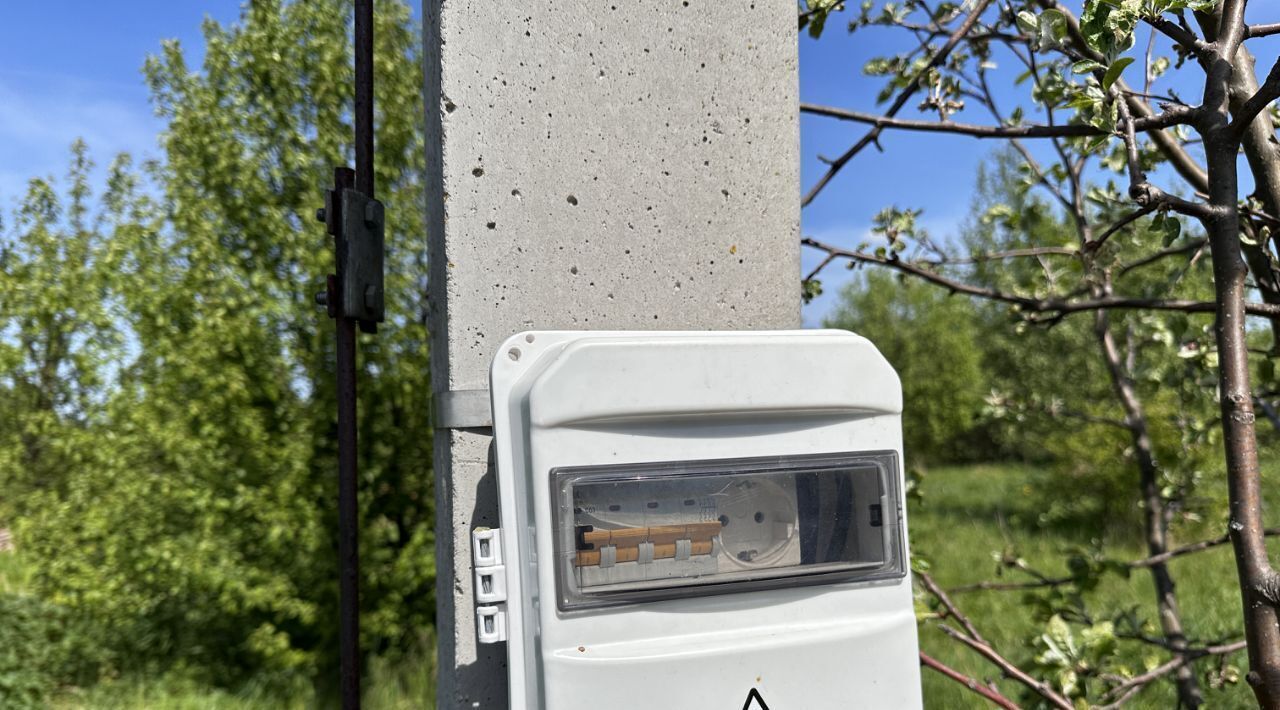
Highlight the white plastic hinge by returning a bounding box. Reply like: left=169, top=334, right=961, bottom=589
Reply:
left=472, top=527, right=503, bottom=567
left=474, top=564, right=508, bottom=604
left=476, top=604, right=508, bottom=643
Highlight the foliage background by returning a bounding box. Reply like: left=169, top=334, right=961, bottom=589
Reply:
left=0, top=1, right=433, bottom=705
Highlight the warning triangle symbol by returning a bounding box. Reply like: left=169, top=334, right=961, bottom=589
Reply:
left=741, top=687, right=771, bottom=710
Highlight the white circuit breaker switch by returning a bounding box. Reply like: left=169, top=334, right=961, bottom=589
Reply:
left=476, top=605, right=507, bottom=644
left=474, top=564, right=507, bottom=604
left=473, top=528, right=507, bottom=640
left=487, top=331, right=923, bottom=709
left=472, top=527, right=503, bottom=567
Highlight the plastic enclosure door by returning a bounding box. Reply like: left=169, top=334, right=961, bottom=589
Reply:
left=489, top=331, right=923, bottom=710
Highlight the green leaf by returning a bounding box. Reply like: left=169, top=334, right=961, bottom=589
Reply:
left=1038, top=9, right=1069, bottom=50
left=1102, top=56, right=1135, bottom=91
left=1016, top=10, right=1040, bottom=35
left=1162, top=215, right=1182, bottom=246
left=1072, top=59, right=1105, bottom=74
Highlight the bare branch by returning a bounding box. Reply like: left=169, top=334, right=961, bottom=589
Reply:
left=1144, top=14, right=1212, bottom=56
left=803, top=252, right=837, bottom=283
left=949, top=576, right=1071, bottom=593
left=1116, top=97, right=1147, bottom=190
left=1232, top=56, right=1280, bottom=137
left=923, top=247, right=1078, bottom=265
left=802, top=0, right=995, bottom=207
left=801, top=103, right=1199, bottom=140
left=1126, top=182, right=1219, bottom=220
left=918, top=571, right=1074, bottom=709
left=936, top=624, right=1074, bottom=709
left=1098, top=640, right=1248, bottom=707
left=1116, top=238, right=1208, bottom=278
left=801, top=236, right=1280, bottom=318
left=1132, top=527, right=1280, bottom=569
left=1085, top=205, right=1157, bottom=253
left=1116, top=98, right=1214, bottom=220
left=952, top=529, right=1280, bottom=595
left=918, top=569, right=987, bottom=642
left=1249, top=23, right=1280, bottom=39
left=919, top=652, right=1021, bottom=710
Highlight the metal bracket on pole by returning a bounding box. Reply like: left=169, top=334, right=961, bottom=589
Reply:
left=435, top=389, right=493, bottom=430
left=339, top=190, right=385, bottom=329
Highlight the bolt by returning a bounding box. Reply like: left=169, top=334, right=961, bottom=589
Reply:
left=315, top=291, right=329, bottom=307
left=315, top=207, right=327, bottom=223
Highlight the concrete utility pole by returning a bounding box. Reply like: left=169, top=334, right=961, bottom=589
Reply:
left=423, top=1, right=800, bottom=706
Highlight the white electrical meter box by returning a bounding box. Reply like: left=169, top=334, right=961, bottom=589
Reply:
left=481, top=330, right=922, bottom=709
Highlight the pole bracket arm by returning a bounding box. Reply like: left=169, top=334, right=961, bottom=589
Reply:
left=435, top=389, right=493, bottom=430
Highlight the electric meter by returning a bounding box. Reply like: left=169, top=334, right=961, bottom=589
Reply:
left=479, top=331, right=922, bottom=709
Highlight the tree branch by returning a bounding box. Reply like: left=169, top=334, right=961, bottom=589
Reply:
left=802, top=236, right=1280, bottom=318
left=923, top=246, right=1079, bottom=265
left=1249, top=23, right=1280, bottom=39
left=801, top=102, right=1199, bottom=139
left=1232, top=56, right=1280, bottom=137
left=1098, top=640, right=1248, bottom=707
left=918, top=569, right=987, bottom=642
left=1085, top=205, right=1157, bottom=253
left=1131, top=527, right=1280, bottom=569
left=919, top=652, right=1021, bottom=710
left=1144, top=14, right=1212, bottom=56
left=951, top=528, right=1280, bottom=594
left=1127, top=182, right=1219, bottom=220
left=918, top=571, right=1074, bottom=709
left=802, top=0, right=995, bottom=207
left=1116, top=237, right=1208, bottom=279
left=936, top=624, right=1073, bottom=709
left=949, top=576, right=1070, bottom=593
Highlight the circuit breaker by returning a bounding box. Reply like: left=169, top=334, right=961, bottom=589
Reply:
left=478, top=330, right=922, bottom=709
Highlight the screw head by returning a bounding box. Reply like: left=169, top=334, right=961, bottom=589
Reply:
left=315, top=207, right=327, bottom=223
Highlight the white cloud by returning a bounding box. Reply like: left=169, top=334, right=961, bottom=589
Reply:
left=0, top=70, right=161, bottom=207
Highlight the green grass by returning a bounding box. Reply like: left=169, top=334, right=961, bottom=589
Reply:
left=0, top=549, right=435, bottom=709
left=46, top=650, right=436, bottom=710
left=911, top=463, right=1264, bottom=708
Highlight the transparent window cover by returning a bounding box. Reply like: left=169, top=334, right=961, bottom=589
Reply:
left=552, top=452, right=905, bottom=610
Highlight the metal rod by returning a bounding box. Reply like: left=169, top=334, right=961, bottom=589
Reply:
left=355, top=0, right=375, bottom=199
left=337, top=305, right=360, bottom=709
left=339, top=0, right=374, bottom=705
left=334, top=171, right=360, bottom=710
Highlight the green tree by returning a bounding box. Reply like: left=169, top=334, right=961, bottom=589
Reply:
left=800, top=0, right=1280, bottom=700
left=5, top=0, right=434, bottom=694
left=825, top=267, right=990, bottom=464
left=0, top=142, right=131, bottom=516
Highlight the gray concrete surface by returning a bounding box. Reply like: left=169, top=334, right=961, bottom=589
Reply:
left=423, top=0, right=800, bottom=706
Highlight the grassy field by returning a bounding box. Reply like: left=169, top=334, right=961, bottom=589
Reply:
left=46, top=650, right=434, bottom=710
left=913, top=463, right=1265, bottom=708
left=0, top=549, right=435, bottom=709
left=4, top=462, right=1273, bottom=708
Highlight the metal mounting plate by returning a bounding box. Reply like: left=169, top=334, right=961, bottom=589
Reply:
left=435, top=389, right=494, bottom=430
left=339, top=189, right=385, bottom=324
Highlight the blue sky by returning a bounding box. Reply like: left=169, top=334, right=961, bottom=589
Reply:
left=0, top=3, right=238, bottom=200
left=0, top=2, right=999, bottom=325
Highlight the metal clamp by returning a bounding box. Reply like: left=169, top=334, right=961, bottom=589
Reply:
left=435, top=389, right=493, bottom=429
